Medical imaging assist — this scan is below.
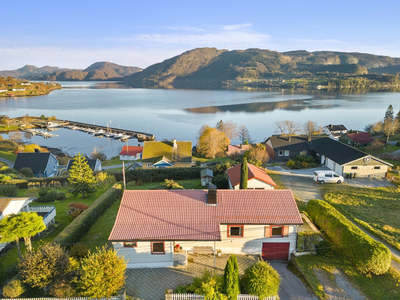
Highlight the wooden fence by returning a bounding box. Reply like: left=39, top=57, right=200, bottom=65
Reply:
left=165, top=294, right=276, bottom=300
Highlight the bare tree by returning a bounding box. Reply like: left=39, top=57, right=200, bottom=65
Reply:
left=238, top=125, right=251, bottom=144
left=383, top=117, right=399, bottom=143
left=216, top=120, right=238, bottom=142
left=303, top=121, right=320, bottom=136
left=275, top=120, right=301, bottom=140
left=372, top=121, right=383, bottom=134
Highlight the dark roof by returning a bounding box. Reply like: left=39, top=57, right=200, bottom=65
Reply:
left=13, top=153, right=52, bottom=173
left=325, top=124, right=347, bottom=132
left=267, top=135, right=325, bottom=151
left=67, top=158, right=100, bottom=171
left=201, top=168, right=213, bottom=178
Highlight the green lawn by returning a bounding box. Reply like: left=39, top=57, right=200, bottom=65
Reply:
left=0, top=150, right=17, bottom=162
left=0, top=124, right=19, bottom=132
left=295, top=251, right=400, bottom=300
left=322, top=184, right=400, bottom=251
left=192, top=153, right=236, bottom=164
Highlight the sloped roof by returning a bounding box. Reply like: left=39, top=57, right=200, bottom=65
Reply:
left=267, top=135, right=326, bottom=150
left=142, top=140, right=192, bottom=163
left=226, top=163, right=277, bottom=188
left=325, top=124, right=347, bottom=132
left=346, top=132, right=374, bottom=144
left=108, top=189, right=302, bottom=241
left=201, top=168, right=214, bottom=178
left=0, top=198, right=11, bottom=216
left=67, top=157, right=100, bottom=171
left=119, top=146, right=143, bottom=156
left=13, top=153, right=52, bottom=173
left=0, top=197, right=35, bottom=218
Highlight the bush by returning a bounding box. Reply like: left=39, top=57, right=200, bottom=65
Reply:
left=301, top=161, right=309, bottom=168
left=296, top=231, right=320, bottom=252
left=95, top=172, right=116, bottom=188
left=243, top=261, right=280, bottom=298
left=38, top=187, right=49, bottom=197
left=212, top=174, right=229, bottom=189
left=164, top=179, right=183, bottom=189
left=175, top=285, right=189, bottom=293
left=19, top=167, right=35, bottom=178
left=0, top=184, right=18, bottom=197
left=307, top=199, right=391, bottom=275
left=316, top=239, right=333, bottom=256
left=53, top=184, right=122, bottom=246
left=3, top=278, right=26, bottom=298
left=125, top=167, right=202, bottom=183
left=67, top=203, right=89, bottom=219
left=286, top=160, right=295, bottom=168
left=69, top=244, right=90, bottom=259
left=126, top=180, right=136, bottom=187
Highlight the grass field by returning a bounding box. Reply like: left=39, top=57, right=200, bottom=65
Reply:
left=322, top=184, right=400, bottom=251
left=0, top=150, right=17, bottom=162
left=295, top=251, right=400, bottom=299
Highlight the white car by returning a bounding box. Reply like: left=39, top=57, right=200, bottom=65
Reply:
left=313, top=170, right=344, bottom=184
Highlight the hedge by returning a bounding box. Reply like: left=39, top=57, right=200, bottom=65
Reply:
left=52, top=183, right=122, bottom=246
left=307, top=199, right=391, bottom=275
left=117, top=167, right=203, bottom=183
left=4, top=175, right=70, bottom=189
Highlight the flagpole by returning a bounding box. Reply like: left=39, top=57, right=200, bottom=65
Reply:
left=122, top=162, right=126, bottom=190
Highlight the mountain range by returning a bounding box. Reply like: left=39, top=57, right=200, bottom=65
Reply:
left=0, top=62, right=142, bottom=81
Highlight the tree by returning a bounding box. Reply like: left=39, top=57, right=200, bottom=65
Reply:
left=383, top=117, right=399, bottom=143
left=223, top=255, right=240, bottom=300
left=239, top=157, right=248, bottom=189
left=372, top=121, right=383, bottom=134
left=396, top=110, right=400, bottom=121
left=19, top=243, right=70, bottom=290
left=90, top=147, right=107, bottom=161
left=197, top=125, right=230, bottom=159
left=24, top=143, right=41, bottom=153
left=216, top=120, right=238, bottom=142
left=238, top=125, right=251, bottom=144
left=243, top=261, right=281, bottom=298
left=248, top=144, right=269, bottom=167
left=384, top=105, right=394, bottom=121
left=275, top=120, right=301, bottom=139
left=77, top=246, right=126, bottom=298
left=303, top=120, right=320, bottom=136
left=0, top=212, right=46, bottom=259
left=68, top=153, right=97, bottom=198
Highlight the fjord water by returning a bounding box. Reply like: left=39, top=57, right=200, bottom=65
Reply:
left=0, top=81, right=398, bottom=158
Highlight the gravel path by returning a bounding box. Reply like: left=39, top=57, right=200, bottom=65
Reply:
left=0, top=157, right=14, bottom=168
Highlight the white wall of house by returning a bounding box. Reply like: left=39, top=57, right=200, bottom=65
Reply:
left=343, top=165, right=388, bottom=177
left=113, top=241, right=174, bottom=268
left=325, top=158, right=343, bottom=175
left=230, top=178, right=275, bottom=190
left=119, top=153, right=141, bottom=161
left=1, top=199, right=31, bottom=219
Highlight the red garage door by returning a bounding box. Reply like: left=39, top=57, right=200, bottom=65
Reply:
left=262, top=242, right=290, bottom=260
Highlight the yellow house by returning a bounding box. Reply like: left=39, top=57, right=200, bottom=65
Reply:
left=142, top=139, right=192, bottom=169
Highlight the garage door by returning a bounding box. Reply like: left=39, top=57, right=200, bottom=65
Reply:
left=262, top=242, right=290, bottom=260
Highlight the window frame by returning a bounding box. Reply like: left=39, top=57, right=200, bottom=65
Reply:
left=227, top=225, right=244, bottom=238
left=151, top=241, right=165, bottom=254
left=270, top=225, right=284, bottom=238
left=278, top=150, right=284, bottom=156
left=123, top=241, right=137, bottom=248
left=284, top=150, right=290, bottom=156
left=374, top=166, right=381, bottom=170
left=351, top=166, right=358, bottom=170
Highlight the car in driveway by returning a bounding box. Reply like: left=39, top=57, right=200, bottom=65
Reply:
left=313, top=170, right=344, bottom=184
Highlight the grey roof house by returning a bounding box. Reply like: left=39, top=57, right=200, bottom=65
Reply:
left=66, top=157, right=102, bottom=172
left=13, top=152, right=59, bottom=178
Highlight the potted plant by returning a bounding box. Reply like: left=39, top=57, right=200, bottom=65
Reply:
left=216, top=249, right=222, bottom=257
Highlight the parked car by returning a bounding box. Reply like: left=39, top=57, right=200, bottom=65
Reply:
left=313, top=170, right=344, bottom=184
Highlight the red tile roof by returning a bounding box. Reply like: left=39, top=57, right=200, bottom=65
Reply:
left=119, top=146, right=143, bottom=156
left=226, top=163, right=277, bottom=188
left=108, top=189, right=301, bottom=241
left=346, top=132, right=374, bottom=144
left=227, top=144, right=251, bottom=155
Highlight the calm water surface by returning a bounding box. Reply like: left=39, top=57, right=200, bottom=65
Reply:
left=1, top=82, right=398, bottom=158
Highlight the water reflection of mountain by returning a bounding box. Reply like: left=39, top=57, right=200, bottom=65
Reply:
left=184, top=99, right=336, bottom=114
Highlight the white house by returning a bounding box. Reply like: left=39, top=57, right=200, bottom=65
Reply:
left=226, top=162, right=277, bottom=190
left=323, top=124, right=348, bottom=140
left=119, top=145, right=143, bottom=161
left=109, top=189, right=302, bottom=268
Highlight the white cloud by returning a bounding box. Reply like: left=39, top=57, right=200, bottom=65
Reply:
left=222, top=23, right=252, bottom=31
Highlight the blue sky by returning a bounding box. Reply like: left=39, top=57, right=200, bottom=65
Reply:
left=1, top=0, right=400, bottom=70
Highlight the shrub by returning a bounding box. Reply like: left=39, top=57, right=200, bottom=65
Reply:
left=243, top=261, right=280, bottom=298
left=301, top=161, right=309, bottom=168
left=316, top=239, right=333, bottom=256
left=38, top=187, right=49, bottom=197
left=19, top=167, right=35, bottom=177
left=0, top=184, right=18, bottom=197
left=125, top=167, right=202, bottom=183
left=53, top=184, right=122, bottom=246
left=286, top=160, right=295, bottom=168
left=126, top=180, right=136, bottom=187
left=175, top=285, right=189, bottom=293
left=49, top=279, right=76, bottom=298
left=69, top=243, right=90, bottom=259
left=3, top=278, right=26, bottom=298
left=188, top=270, right=224, bottom=298
left=223, top=255, right=240, bottom=300
left=307, top=199, right=391, bottom=275
left=296, top=231, right=320, bottom=252
left=164, top=179, right=183, bottom=189
left=95, top=172, right=116, bottom=188
left=212, top=174, right=229, bottom=189
left=68, top=203, right=89, bottom=219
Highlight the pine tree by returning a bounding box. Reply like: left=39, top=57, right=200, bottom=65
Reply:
left=223, top=255, right=240, bottom=299
left=239, top=157, right=248, bottom=189
left=68, top=153, right=96, bottom=198
left=384, top=105, right=394, bottom=121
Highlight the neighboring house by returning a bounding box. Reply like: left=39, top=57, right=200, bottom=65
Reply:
left=142, top=139, right=192, bottom=169
left=109, top=189, right=302, bottom=268
left=66, top=157, right=102, bottom=172
left=200, top=168, right=213, bottom=186
left=226, top=163, right=277, bottom=190
left=226, top=144, right=251, bottom=156
left=13, top=152, right=59, bottom=178
left=339, top=132, right=375, bottom=147
left=323, top=124, right=348, bottom=140
left=266, top=135, right=392, bottom=177
left=0, top=197, right=56, bottom=251
left=119, top=145, right=143, bottom=161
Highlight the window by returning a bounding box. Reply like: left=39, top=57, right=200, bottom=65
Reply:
left=374, top=166, right=381, bottom=170
left=147, top=163, right=151, bottom=167
left=351, top=167, right=358, bottom=170
left=124, top=242, right=137, bottom=247
left=284, top=150, right=290, bottom=156
left=300, top=150, right=307, bottom=156
left=334, top=174, right=339, bottom=177
left=325, top=173, right=332, bottom=177
left=278, top=150, right=284, bottom=156
left=228, top=225, right=244, bottom=237
left=271, top=226, right=283, bottom=237
left=348, top=141, right=351, bottom=145
left=151, top=242, right=165, bottom=254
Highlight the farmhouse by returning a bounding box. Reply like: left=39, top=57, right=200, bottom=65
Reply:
left=226, top=162, right=277, bottom=190
left=109, top=189, right=302, bottom=268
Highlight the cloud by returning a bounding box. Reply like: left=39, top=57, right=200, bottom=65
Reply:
left=222, top=23, right=252, bottom=31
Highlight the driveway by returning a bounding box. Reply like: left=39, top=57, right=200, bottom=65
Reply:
left=0, top=157, right=14, bottom=168
left=125, top=254, right=316, bottom=300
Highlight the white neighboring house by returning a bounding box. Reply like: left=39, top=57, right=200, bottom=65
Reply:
left=0, top=89, right=7, bottom=92
left=109, top=189, right=302, bottom=268
left=119, top=146, right=143, bottom=161
left=226, top=162, right=277, bottom=190
left=0, top=197, right=56, bottom=251
left=323, top=124, right=348, bottom=140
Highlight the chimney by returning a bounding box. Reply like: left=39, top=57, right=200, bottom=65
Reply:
left=173, top=138, right=177, bottom=149
left=207, top=186, right=217, bottom=205
left=35, top=148, right=40, bottom=153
